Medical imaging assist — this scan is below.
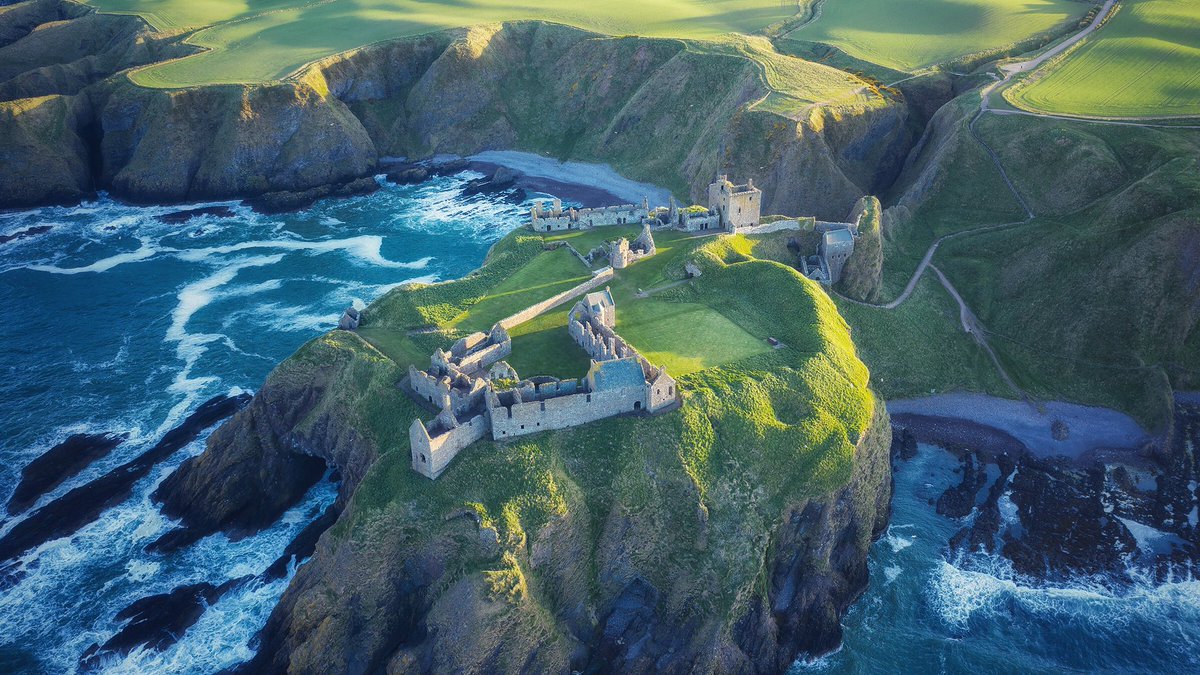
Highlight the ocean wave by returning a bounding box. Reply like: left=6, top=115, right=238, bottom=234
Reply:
left=176, top=236, right=432, bottom=269
left=929, top=554, right=1200, bottom=633
left=25, top=240, right=160, bottom=275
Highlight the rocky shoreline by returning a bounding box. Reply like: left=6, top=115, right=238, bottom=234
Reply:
left=891, top=394, right=1199, bottom=585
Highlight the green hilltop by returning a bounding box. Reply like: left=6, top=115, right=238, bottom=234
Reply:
left=255, top=221, right=884, bottom=656
left=85, top=0, right=1092, bottom=89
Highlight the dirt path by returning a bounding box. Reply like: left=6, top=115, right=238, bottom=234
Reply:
left=931, top=264, right=1030, bottom=402
left=999, top=0, right=1117, bottom=79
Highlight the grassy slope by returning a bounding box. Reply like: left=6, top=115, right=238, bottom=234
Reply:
left=1007, top=0, right=1200, bottom=117
left=284, top=224, right=878, bottom=643
left=881, top=93, right=1026, bottom=296
left=834, top=275, right=1011, bottom=400
left=933, top=114, right=1200, bottom=427
left=88, top=0, right=798, bottom=86
left=781, top=0, right=1089, bottom=72
left=875, top=100, right=1200, bottom=428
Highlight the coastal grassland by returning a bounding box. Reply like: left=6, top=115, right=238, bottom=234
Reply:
left=834, top=275, right=1010, bottom=399
left=780, top=0, right=1090, bottom=73
left=881, top=93, right=1026, bottom=296
left=319, top=226, right=879, bottom=637
left=89, top=0, right=799, bottom=86
left=686, top=36, right=879, bottom=116
left=887, top=110, right=1200, bottom=427
left=451, top=245, right=590, bottom=333
left=1006, top=0, right=1200, bottom=117
left=506, top=312, right=591, bottom=379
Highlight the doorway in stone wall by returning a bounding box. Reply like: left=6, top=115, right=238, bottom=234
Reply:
left=634, top=401, right=642, bottom=411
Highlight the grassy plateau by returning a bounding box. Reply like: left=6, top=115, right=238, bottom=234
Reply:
left=781, top=0, right=1089, bottom=73
left=271, top=222, right=884, bottom=648
left=1006, top=0, right=1200, bottom=118
left=86, top=0, right=802, bottom=86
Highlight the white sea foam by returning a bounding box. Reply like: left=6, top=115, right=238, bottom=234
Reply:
left=929, top=555, right=1200, bottom=633
left=885, top=531, right=914, bottom=553
left=26, top=240, right=159, bottom=275
left=176, top=236, right=432, bottom=269
left=160, top=254, right=284, bottom=433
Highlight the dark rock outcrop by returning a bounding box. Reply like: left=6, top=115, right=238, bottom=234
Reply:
left=243, top=176, right=379, bottom=214
left=896, top=401, right=1200, bottom=584
left=79, top=576, right=253, bottom=670
left=154, top=205, right=236, bottom=224
left=7, top=432, right=125, bottom=515
left=149, top=349, right=379, bottom=551
left=462, top=166, right=518, bottom=195
left=0, top=393, right=249, bottom=565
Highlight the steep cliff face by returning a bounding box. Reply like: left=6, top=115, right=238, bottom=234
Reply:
left=93, top=80, right=378, bottom=203
left=241, top=403, right=892, bottom=674
left=0, top=93, right=91, bottom=205
left=304, top=22, right=912, bottom=219
left=151, top=331, right=405, bottom=549
left=0, top=8, right=913, bottom=216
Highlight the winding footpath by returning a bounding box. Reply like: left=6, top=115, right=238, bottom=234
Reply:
left=833, top=4, right=1133, bottom=396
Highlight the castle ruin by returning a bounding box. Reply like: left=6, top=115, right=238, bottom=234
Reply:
left=799, top=219, right=861, bottom=285
left=407, top=288, right=677, bottom=479
left=403, top=174, right=872, bottom=478
left=531, top=176, right=764, bottom=235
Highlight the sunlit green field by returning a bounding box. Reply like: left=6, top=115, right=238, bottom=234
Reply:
left=1007, top=0, right=1200, bottom=117
left=782, top=0, right=1088, bottom=72
left=86, top=0, right=799, bottom=86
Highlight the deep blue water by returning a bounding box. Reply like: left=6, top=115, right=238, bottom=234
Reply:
left=0, top=173, right=537, bottom=673
left=0, top=174, right=1197, bottom=673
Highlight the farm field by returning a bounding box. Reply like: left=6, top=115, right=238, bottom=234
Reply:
left=84, top=0, right=799, bottom=86
left=1006, top=0, right=1200, bottom=117
left=782, top=0, right=1088, bottom=72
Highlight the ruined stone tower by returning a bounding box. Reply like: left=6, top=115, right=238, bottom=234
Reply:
left=707, top=175, right=761, bottom=231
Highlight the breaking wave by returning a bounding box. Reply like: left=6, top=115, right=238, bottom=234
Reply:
left=0, top=172, right=543, bottom=673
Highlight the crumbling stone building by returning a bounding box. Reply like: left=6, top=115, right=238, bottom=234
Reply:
left=408, top=286, right=677, bottom=479
left=530, top=197, right=650, bottom=232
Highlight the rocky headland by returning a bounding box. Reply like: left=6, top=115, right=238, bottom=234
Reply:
left=0, top=2, right=918, bottom=217
left=137, top=231, right=896, bottom=672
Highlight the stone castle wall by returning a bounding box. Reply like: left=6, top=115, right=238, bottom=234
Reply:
left=489, top=384, right=646, bottom=439
left=569, top=316, right=639, bottom=362
left=457, top=340, right=511, bottom=373
left=410, top=414, right=489, bottom=479
left=531, top=203, right=648, bottom=232
left=497, top=266, right=614, bottom=330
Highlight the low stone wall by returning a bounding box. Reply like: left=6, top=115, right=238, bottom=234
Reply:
left=497, top=267, right=614, bottom=330
left=738, top=219, right=804, bottom=235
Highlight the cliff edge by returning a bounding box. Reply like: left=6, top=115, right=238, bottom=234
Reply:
left=0, top=8, right=912, bottom=217
left=151, top=229, right=893, bottom=672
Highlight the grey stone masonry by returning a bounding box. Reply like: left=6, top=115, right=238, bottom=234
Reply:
left=406, top=289, right=677, bottom=478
